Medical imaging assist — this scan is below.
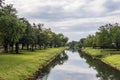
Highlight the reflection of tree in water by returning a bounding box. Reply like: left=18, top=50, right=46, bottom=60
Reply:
left=37, top=51, right=68, bottom=80
left=78, top=50, right=120, bottom=80
left=69, top=48, right=78, bottom=53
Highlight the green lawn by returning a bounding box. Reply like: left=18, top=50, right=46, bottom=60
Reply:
left=82, top=47, right=109, bottom=57
left=102, top=55, right=120, bottom=70
left=82, top=47, right=120, bottom=70
left=0, top=47, right=66, bottom=80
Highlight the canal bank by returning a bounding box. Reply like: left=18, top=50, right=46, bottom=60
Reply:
left=37, top=49, right=120, bottom=80
left=0, top=47, right=66, bottom=80
left=81, top=48, right=120, bottom=72
left=28, top=47, right=67, bottom=80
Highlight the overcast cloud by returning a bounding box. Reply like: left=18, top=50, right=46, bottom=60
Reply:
left=5, top=0, right=120, bottom=41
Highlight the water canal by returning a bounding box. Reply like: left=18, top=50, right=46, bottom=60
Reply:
left=37, top=49, right=120, bottom=80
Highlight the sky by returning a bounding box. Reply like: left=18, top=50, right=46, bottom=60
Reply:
left=5, top=0, right=120, bottom=41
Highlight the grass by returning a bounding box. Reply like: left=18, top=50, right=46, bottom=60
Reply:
left=82, top=47, right=120, bottom=71
left=0, top=47, right=66, bottom=80
left=102, top=55, right=120, bottom=69
left=82, top=47, right=109, bottom=57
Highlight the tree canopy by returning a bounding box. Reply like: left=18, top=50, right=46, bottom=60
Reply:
left=81, top=23, right=120, bottom=50
left=0, top=1, right=68, bottom=53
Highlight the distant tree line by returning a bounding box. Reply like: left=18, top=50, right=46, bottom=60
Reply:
left=69, top=41, right=79, bottom=49
left=80, top=23, right=120, bottom=50
left=68, top=23, right=120, bottom=50
left=0, top=0, right=68, bottom=53
left=68, top=38, right=85, bottom=49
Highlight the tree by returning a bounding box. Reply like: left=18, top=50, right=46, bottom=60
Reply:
left=62, top=37, right=68, bottom=46
left=0, top=1, right=69, bottom=53
left=95, top=25, right=112, bottom=48
left=110, top=25, right=120, bottom=50
left=69, top=41, right=79, bottom=49
left=0, top=5, right=26, bottom=53
left=19, top=19, right=36, bottom=51
left=82, top=23, right=120, bottom=50
left=79, top=38, right=86, bottom=48
left=83, top=35, right=95, bottom=47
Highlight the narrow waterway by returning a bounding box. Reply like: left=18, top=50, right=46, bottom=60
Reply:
left=37, top=49, right=120, bottom=80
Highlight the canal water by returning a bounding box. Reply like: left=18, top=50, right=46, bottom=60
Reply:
left=37, top=49, right=120, bottom=80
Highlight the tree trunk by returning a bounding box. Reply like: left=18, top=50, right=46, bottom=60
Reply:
left=3, top=43, right=8, bottom=53
left=35, top=44, right=37, bottom=49
left=22, top=44, right=24, bottom=50
left=27, top=44, right=29, bottom=50
left=31, top=44, right=34, bottom=51
left=116, top=43, right=119, bottom=51
left=15, top=43, right=19, bottom=53
left=10, top=42, right=14, bottom=53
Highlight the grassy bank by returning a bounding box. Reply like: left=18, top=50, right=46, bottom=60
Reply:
left=82, top=47, right=120, bottom=71
left=102, top=55, right=120, bottom=70
left=0, top=47, right=66, bottom=80
left=82, top=47, right=110, bottom=57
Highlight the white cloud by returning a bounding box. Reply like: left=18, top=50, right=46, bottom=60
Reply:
left=63, top=0, right=86, bottom=13
left=5, top=0, right=120, bottom=41
left=35, top=15, right=120, bottom=28
left=5, top=0, right=65, bottom=16
left=5, top=0, right=108, bottom=17
left=83, top=0, right=107, bottom=15
left=107, top=10, right=120, bottom=15
left=113, top=0, right=120, bottom=2
left=63, top=31, right=96, bottom=41
left=28, top=15, right=120, bottom=41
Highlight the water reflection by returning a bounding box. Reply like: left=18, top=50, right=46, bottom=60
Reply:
left=78, top=50, right=120, bottom=80
left=37, top=51, right=68, bottom=80
left=37, top=50, right=120, bottom=80
left=69, top=48, right=78, bottom=53
left=37, top=50, right=98, bottom=80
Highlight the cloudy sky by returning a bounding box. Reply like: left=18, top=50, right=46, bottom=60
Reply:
left=5, top=0, right=120, bottom=41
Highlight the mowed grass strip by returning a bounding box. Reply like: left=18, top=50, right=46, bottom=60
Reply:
left=83, top=47, right=120, bottom=70
left=82, top=47, right=109, bottom=57
left=0, top=47, right=66, bottom=80
left=102, top=55, right=120, bottom=69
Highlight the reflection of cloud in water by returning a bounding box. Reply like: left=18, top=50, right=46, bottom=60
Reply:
left=47, top=55, right=97, bottom=80
left=55, top=64, right=97, bottom=74
left=46, top=51, right=97, bottom=80
left=65, top=51, right=89, bottom=68
left=47, top=69, right=97, bottom=80
left=37, top=50, right=98, bottom=80
left=66, top=51, right=85, bottom=61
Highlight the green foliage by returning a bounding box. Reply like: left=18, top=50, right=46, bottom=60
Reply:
left=83, top=35, right=95, bottom=47
left=110, top=26, right=120, bottom=49
left=0, top=5, right=26, bottom=53
left=69, top=41, right=79, bottom=48
left=82, top=23, right=120, bottom=50
left=0, top=15, right=25, bottom=42
left=0, top=2, right=69, bottom=53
